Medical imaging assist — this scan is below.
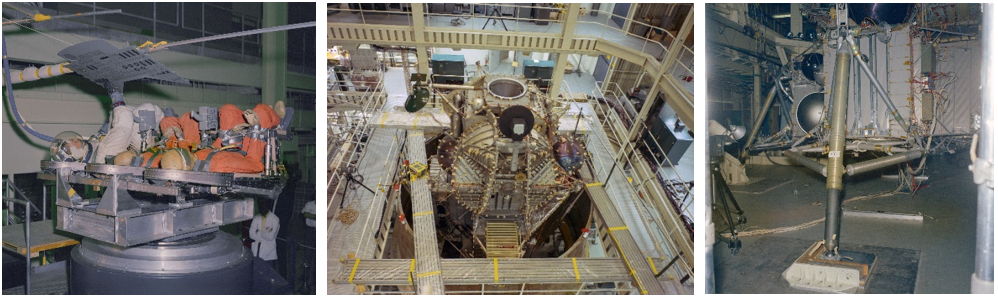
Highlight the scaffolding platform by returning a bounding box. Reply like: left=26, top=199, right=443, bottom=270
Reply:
left=582, top=102, right=658, bottom=255
left=2, top=221, right=79, bottom=258
left=368, top=108, right=451, bottom=130
left=336, top=257, right=670, bottom=285
left=406, top=130, right=446, bottom=294
left=584, top=181, right=667, bottom=294
left=327, top=128, right=404, bottom=294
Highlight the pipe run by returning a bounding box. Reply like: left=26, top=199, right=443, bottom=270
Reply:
left=8, top=64, right=74, bottom=84
left=845, top=151, right=923, bottom=176
left=784, top=149, right=923, bottom=178
left=2, top=35, right=56, bottom=142
left=795, top=142, right=910, bottom=154
left=431, top=83, right=480, bottom=90
left=784, top=150, right=827, bottom=177
left=854, top=143, right=908, bottom=153
left=2, top=9, right=122, bottom=25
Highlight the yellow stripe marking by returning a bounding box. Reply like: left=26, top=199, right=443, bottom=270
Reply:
left=647, top=257, right=657, bottom=272
left=572, top=258, right=580, bottom=282
left=408, top=259, right=415, bottom=284
left=412, top=211, right=433, bottom=217
left=493, top=258, right=499, bottom=283
left=348, top=259, right=361, bottom=284
left=380, top=112, right=389, bottom=128
left=413, top=112, right=419, bottom=129
left=608, top=230, right=647, bottom=294
left=34, top=68, right=40, bottom=79
left=585, top=182, right=602, bottom=187
left=47, top=66, right=53, bottom=76
left=608, top=226, right=628, bottom=231
left=416, top=270, right=441, bottom=278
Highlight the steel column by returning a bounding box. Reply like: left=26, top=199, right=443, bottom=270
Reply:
left=25, top=196, right=31, bottom=295
left=411, top=4, right=430, bottom=75
left=706, top=134, right=715, bottom=294
left=752, top=63, right=762, bottom=129
left=549, top=3, right=581, bottom=97
left=261, top=2, right=288, bottom=106
left=971, top=3, right=995, bottom=294
left=662, top=8, right=695, bottom=71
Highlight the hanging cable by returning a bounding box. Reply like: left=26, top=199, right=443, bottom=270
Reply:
left=3, top=35, right=55, bottom=142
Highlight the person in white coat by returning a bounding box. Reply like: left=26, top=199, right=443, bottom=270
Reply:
left=250, top=203, right=280, bottom=267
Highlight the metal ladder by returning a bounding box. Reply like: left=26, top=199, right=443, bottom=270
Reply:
left=485, top=221, right=521, bottom=258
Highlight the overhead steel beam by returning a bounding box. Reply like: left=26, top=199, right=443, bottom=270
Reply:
left=549, top=3, right=581, bottom=97
left=329, top=21, right=694, bottom=131
left=662, top=8, right=695, bottom=71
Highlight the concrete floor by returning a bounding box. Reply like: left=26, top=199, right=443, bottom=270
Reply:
left=1, top=261, right=68, bottom=295
left=713, top=152, right=979, bottom=293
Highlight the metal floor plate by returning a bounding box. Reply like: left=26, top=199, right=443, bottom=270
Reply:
left=715, top=236, right=919, bottom=294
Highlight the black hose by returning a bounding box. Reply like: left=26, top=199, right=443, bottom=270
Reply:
left=764, top=151, right=794, bottom=166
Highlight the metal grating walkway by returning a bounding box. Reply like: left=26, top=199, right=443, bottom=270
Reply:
left=328, top=67, right=410, bottom=295
left=327, top=127, right=403, bottom=294
left=577, top=103, right=659, bottom=257
left=336, top=258, right=661, bottom=285
left=585, top=180, right=667, bottom=295
left=406, top=130, right=445, bottom=294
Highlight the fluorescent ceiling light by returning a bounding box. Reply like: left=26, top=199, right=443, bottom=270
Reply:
left=772, top=13, right=791, bottom=19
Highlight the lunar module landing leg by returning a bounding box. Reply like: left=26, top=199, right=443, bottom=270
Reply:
left=783, top=8, right=877, bottom=292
